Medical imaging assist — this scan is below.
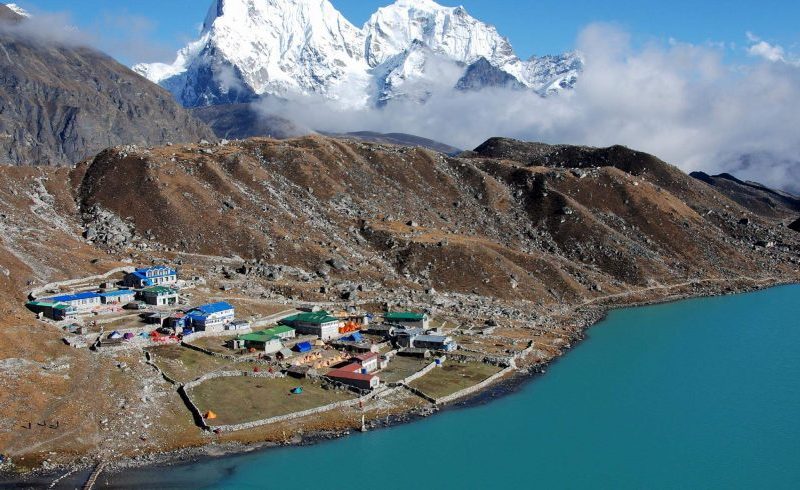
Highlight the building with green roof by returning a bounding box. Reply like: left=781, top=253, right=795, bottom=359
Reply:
left=281, top=310, right=343, bottom=340
left=233, top=325, right=295, bottom=353
left=138, top=286, right=178, bottom=306
left=383, top=311, right=429, bottom=329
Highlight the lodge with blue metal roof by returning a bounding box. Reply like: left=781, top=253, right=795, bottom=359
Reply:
left=97, top=289, right=136, bottom=304
left=184, top=301, right=235, bottom=333
left=41, top=291, right=102, bottom=311
left=123, top=265, right=178, bottom=288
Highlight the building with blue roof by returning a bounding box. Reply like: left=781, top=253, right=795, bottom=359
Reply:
left=97, top=289, right=136, bottom=305
left=123, top=265, right=178, bottom=288
left=184, top=301, right=235, bottom=333
left=41, top=291, right=102, bottom=311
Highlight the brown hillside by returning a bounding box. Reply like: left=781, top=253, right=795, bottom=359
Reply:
left=0, top=135, right=796, bottom=471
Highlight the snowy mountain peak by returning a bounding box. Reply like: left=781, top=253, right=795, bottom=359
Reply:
left=135, top=0, right=583, bottom=108
left=5, top=3, right=30, bottom=18
left=363, top=0, right=516, bottom=69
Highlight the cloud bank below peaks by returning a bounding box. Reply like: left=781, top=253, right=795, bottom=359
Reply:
left=262, top=23, right=800, bottom=193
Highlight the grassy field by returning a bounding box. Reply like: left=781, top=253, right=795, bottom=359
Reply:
left=188, top=335, right=239, bottom=354
left=146, top=344, right=251, bottom=383
left=188, top=376, right=355, bottom=425
left=409, top=362, right=502, bottom=399
left=379, top=356, right=432, bottom=384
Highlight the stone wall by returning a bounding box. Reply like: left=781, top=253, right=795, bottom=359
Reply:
left=28, top=266, right=134, bottom=300
left=434, top=365, right=516, bottom=405
left=208, top=397, right=359, bottom=433
left=391, top=360, right=437, bottom=387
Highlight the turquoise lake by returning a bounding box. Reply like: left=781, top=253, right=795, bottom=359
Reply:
left=108, top=285, right=800, bottom=489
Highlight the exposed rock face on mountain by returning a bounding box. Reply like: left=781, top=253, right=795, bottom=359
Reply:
left=191, top=103, right=311, bottom=140
left=70, top=136, right=798, bottom=299
left=0, top=11, right=215, bottom=166
left=456, top=57, right=526, bottom=91
left=689, top=171, right=800, bottom=220
left=135, top=0, right=583, bottom=108
left=0, top=3, right=22, bottom=22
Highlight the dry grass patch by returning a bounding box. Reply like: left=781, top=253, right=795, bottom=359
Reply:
left=146, top=344, right=249, bottom=383
left=188, top=376, right=355, bottom=426
left=379, top=356, right=432, bottom=384
left=409, top=361, right=502, bottom=399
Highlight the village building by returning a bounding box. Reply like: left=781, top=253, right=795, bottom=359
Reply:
left=353, top=352, right=379, bottom=373
left=26, top=300, right=76, bottom=321
left=227, top=320, right=252, bottom=331
left=383, top=311, right=429, bottom=329
left=97, top=289, right=136, bottom=305
left=394, top=326, right=457, bottom=352
left=233, top=332, right=283, bottom=354
left=40, top=291, right=102, bottom=314
left=123, top=265, right=178, bottom=288
left=281, top=311, right=344, bottom=340
left=394, top=327, right=426, bottom=348
left=235, top=326, right=295, bottom=353
left=412, top=334, right=458, bottom=352
left=326, top=362, right=380, bottom=390
left=184, top=302, right=235, bottom=332
left=138, top=286, right=179, bottom=306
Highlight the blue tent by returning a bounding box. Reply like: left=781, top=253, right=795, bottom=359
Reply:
left=294, top=341, right=312, bottom=353
left=340, top=332, right=364, bottom=342
left=291, top=387, right=303, bottom=394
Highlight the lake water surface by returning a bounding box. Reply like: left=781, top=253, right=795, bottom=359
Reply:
left=108, top=285, right=800, bottom=489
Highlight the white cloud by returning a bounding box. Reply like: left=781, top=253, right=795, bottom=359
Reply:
left=746, top=32, right=787, bottom=62
left=262, top=24, right=800, bottom=193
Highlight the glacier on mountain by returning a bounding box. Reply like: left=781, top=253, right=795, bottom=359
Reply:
left=134, top=0, right=583, bottom=108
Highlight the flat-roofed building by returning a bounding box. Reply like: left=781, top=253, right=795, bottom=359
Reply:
left=383, top=311, right=429, bottom=329
left=281, top=311, right=343, bottom=340
left=139, top=286, right=178, bottom=306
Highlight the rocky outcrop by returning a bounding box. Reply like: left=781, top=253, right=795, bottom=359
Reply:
left=0, top=16, right=215, bottom=166
left=690, top=171, right=800, bottom=220
left=456, top=57, right=526, bottom=91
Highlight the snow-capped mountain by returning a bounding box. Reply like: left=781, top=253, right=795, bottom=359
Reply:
left=134, top=0, right=583, bottom=108
left=5, top=3, right=30, bottom=18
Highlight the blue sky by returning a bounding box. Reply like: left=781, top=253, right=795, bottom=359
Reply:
left=13, top=0, right=800, bottom=65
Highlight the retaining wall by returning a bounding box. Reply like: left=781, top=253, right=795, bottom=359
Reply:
left=434, top=365, right=516, bottom=405
left=208, top=397, right=359, bottom=433
left=392, top=361, right=437, bottom=386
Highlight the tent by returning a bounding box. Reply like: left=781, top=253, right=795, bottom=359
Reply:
left=123, top=332, right=134, bottom=340
left=291, top=387, right=303, bottom=395
left=341, top=332, right=363, bottom=342
left=108, top=331, right=122, bottom=339
left=294, top=341, right=312, bottom=353
left=204, top=411, right=217, bottom=420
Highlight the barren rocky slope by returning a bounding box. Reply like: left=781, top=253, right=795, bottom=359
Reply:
left=0, top=135, right=797, bottom=474
left=74, top=136, right=800, bottom=300
left=689, top=171, right=800, bottom=221
left=0, top=9, right=214, bottom=166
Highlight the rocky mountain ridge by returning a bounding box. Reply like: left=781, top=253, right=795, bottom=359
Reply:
left=0, top=5, right=215, bottom=166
